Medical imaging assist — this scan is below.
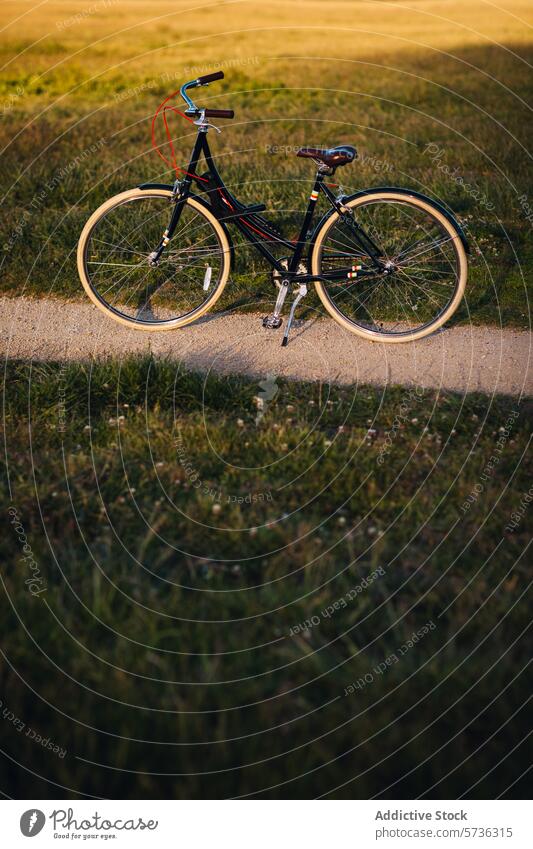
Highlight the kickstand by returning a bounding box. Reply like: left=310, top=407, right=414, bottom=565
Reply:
left=282, top=284, right=307, bottom=347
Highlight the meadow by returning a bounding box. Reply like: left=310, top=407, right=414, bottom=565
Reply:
left=0, top=0, right=532, bottom=799
left=1, top=358, right=531, bottom=798
left=0, top=0, right=532, bottom=324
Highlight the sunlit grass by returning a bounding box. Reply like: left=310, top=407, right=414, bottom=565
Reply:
left=0, top=1, right=531, bottom=325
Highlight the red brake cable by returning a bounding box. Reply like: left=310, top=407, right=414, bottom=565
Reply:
left=151, top=89, right=208, bottom=183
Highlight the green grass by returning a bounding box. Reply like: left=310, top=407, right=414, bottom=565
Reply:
left=0, top=1, right=532, bottom=326
left=1, top=357, right=531, bottom=798
left=1, top=1, right=531, bottom=802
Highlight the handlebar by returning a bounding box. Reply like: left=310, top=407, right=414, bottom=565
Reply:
left=179, top=71, right=234, bottom=120
left=204, top=108, right=234, bottom=119
left=196, top=70, right=224, bottom=86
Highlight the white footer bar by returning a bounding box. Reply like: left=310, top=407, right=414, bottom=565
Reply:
left=2, top=799, right=530, bottom=847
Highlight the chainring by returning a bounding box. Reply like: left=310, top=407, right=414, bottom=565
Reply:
left=272, top=257, right=308, bottom=289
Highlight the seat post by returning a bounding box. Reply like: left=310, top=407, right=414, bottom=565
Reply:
left=317, top=163, right=335, bottom=178
left=288, top=171, right=325, bottom=273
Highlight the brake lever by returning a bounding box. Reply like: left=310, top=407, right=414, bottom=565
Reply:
left=193, top=110, right=221, bottom=133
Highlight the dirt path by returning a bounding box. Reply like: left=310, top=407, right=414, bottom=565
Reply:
left=1, top=296, right=531, bottom=396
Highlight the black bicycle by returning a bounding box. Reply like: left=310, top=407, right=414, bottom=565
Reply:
left=78, top=71, right=469, bottom=346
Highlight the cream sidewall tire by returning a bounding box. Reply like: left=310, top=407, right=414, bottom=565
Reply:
left=311, top=191, right=468, bottom=343
left=77, top=188, right=231, bottom=330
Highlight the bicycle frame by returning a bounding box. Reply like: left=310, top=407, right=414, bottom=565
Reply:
left=143, top=125, right=385, bottom=282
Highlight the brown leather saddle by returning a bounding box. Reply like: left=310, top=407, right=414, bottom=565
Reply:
left=296, top=144, right=357, bottom=170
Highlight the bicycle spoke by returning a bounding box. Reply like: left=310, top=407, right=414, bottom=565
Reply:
left=83, top=194, right=226, bottom=323
left=317, top=195, right=463, bottom=336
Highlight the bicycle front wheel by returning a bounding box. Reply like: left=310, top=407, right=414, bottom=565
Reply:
left=311, top=191, right=468, bottom=343
left=77, top=188, right=231, bottom=330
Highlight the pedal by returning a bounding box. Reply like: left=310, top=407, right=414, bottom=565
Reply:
left=262, top=315, right=283, bottom=329
left=263, top=279, right=289, bottom=331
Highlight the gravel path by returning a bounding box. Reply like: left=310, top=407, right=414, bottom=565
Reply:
left=1, top=296, right=531, bottom=396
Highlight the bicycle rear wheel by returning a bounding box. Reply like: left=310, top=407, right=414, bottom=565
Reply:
left=77, top=189, right=231, bottom=329
left=311, top=191, right=468, bottom=343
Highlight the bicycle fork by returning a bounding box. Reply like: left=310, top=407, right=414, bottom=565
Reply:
left=147, top=180, right=188, bottom=267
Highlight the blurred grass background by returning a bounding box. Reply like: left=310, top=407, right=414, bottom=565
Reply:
left=1, top=0, right=532, bottom=800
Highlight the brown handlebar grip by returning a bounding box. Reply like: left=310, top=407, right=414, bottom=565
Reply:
left=196, top=71, right=224, bottom=85
left=204, top=108, right=234, bottom=119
